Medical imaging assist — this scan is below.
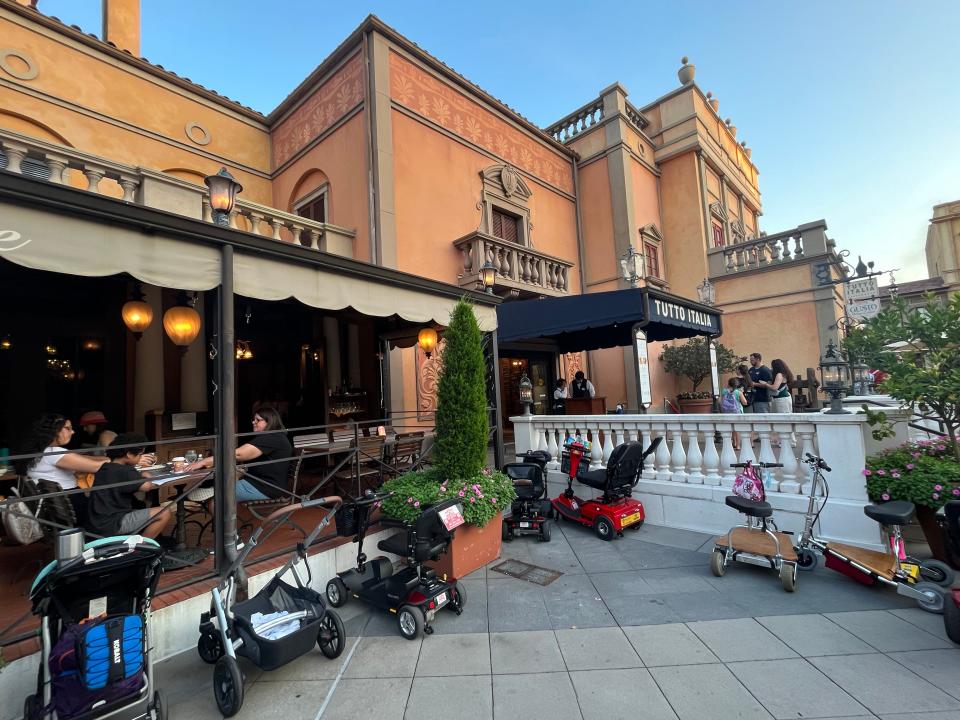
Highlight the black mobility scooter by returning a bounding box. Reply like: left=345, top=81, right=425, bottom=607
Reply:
left=326, top=491, right=467, bottom=640
left=502, top=450, right=553, bottom=542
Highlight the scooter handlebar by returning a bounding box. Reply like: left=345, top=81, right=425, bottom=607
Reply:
left=804, top=453, right=831, bottom=472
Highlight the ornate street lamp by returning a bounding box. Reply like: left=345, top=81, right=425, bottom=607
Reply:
left=121, top=282, right=153, bottom=339
left=418, top=327, right=438, bottom=358
left=851, top=359, right=871, bottom=396
left=163, top=294, right=202, bottom=350
left=480, top=261, right=496, bottom=294
left=619, top=244, right=643, bottom=288
left=204, top=167, right=243, bottom=227
left=519, top=373, right=533, bottom=415
left=819, top=339, right=851, bottom=414
left=696, top=277, right=716, bottom=306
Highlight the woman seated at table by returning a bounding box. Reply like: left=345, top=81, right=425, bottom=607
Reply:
left=185, top=406, right=292, bottom=502
left=18, top=413, right=110, bottom=521
left=86, top=433, right=173, bottom=539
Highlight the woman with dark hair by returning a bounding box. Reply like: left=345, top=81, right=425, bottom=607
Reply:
left=18, top=414, right=110, bottom=522
left=185, top=405, right=292, bottom=501
left=766, top=359, right=795, bottom=414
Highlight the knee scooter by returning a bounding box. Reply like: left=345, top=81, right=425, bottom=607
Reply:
left=325, top=491, right=467, bottom=639
left=793, top=453, right=954, bottom=613
left=709, top=461, right=799, bottom=592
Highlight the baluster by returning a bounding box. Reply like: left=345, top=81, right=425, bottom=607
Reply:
left=768, top=240, right=781, bottom=261
left=719, top=426, right=738, bottom=486
left=491, top=244, right=502, bottom=275
left=602, top=424, right=615, bottom=464
left=701, top=422, right=721, bottom=486
left=797, top=425, right=817, bottom=493
left=44, top=154, right=68, bottom=184
left=684, top=424, right=703, bottom=484
left=793, top=233, right=803, bottom=257
left=308, top=228, right=321, bottom=250
left=736, top=422, right=757, bottom=464
left=201, top=197, right=213, bottom=223
left=560, top=267, right=568, bottom=292
left=640, top=428, right=655, bottom=479
left=502, top=247, right=513, bottom=279
left=83, top=166, right=105, bottom=193
left=654, top=425, right=671, bottom=481
left=756, top=424, right=777, bottom=492
left=780, top=236, right=792, bottom=260
left=547, top=426, right=560, bottom=467
left=590, top=428, right=604, bottom=469
left=531, top=259, right=541, bottom=286
left=669, top=424, right=688, bottom=482
left=117, top=175, right=138, bottom=202
left=246, top=212, right=263, bottom=236
left=725, top=250, right=735, bottom=272
left=228, top=208, right=239, bottom=229
left=266, top=218, right=281, bottom=239
left=777, top=424, right=800, bottom=493
left=518, top=254, right=529, bottom=282
left=3, top=143, right=28, bottom=174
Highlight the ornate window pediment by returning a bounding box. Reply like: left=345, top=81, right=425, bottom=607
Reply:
left=709, top=202, right=727, bottom=221
left=479, top=164, right=532, bottom=246
left=730, top=219, right=746, bottom=244
left=639, top=223, right=663, bottom=243
left=481, top=164, right=532, bottom=201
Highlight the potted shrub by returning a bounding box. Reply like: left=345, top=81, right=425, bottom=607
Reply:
left=660, top=337, right=743, bottom=413
left=379, top=299, right=516, bottom=577
left=864, top=439, right=960, bottom=563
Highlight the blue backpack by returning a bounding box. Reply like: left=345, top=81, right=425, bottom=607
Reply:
left=720, top=390, right=739, bottom=414
left=47, top=615, right=144, bottom=719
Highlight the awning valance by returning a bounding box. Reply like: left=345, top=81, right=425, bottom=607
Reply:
left=0, top=198, right=496, bottom=331
left=496, top=287, right=720, bottom=352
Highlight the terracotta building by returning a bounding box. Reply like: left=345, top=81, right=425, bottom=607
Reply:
left=0, top=0, right=847, bottom=440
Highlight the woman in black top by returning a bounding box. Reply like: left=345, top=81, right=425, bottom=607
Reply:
left=185, top=406, right=292, bottom=501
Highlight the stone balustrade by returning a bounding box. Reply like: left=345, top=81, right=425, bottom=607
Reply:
left=707, top=220, right=831, bottom=278
left=512, top=412, right=884, bottom=549
left=453, top=231, right=572, bottom=297
left=0, top=127, right=356, bottom=258
left=546, top=98, right=604, bottom=143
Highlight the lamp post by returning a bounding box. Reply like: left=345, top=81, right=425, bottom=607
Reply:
left=696, top=277, right=716, bottom=306
left=480, top=261, right=496, bottom=295
left=851, top=359, right=871, bottom=396
left=204, top=167, right=243, bottom=227
left=819, top=339, right=851, bottom=414
left=519, top=373, right=533, bottom=416
left=619, top=245, right=643, bottom=288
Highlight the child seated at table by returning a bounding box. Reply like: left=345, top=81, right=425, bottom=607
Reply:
left=86, top=433, right=173, bottom=539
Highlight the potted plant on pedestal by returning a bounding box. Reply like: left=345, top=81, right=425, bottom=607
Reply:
left=379, top=299, right=515, bottom=578
left=660, top=337, right=742, bottom=413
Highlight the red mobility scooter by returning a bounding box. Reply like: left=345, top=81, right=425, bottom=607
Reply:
left=552, top=437, right=661, bottom=540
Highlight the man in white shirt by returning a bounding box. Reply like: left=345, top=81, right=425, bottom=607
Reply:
left=570, top=371, right=596, bottom=398
left=552, top=379, right=568, bottom=414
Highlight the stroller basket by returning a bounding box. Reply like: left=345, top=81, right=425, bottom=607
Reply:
left=232, top=577, right=326, bottom=671
left=334, top=505, right=361, bottom=537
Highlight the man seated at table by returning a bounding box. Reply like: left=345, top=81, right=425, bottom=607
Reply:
left=185, top=406, right=292, bottom=502
left=86, top=433, right=173, bottom=539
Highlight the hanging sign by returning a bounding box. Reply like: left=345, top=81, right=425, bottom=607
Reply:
left=846, top=277, right=880, bottom=320
left=634, top=326, right=652, bottom=408
left=709, top=341, right=720, bottom=398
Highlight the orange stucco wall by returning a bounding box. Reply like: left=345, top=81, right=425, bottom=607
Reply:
left=629, top=157, right=661, bottom=230
left=578, top=157, right=616, bottom=288
left=659, top=152, right=706, bottom=297
left=271, top=112, right=370, bottom=260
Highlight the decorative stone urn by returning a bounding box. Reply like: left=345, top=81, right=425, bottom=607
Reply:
left=725, top=118, right=737, bottom=138
left=706, top=91, right=720, bottom=113
left=678, top=56, right=695, bottom=85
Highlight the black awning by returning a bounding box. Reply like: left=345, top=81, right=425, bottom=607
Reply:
left=496, top=287, right=721, bottom=352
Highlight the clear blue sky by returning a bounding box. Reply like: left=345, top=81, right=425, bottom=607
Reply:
left=39, top=1, right=960, bottom=283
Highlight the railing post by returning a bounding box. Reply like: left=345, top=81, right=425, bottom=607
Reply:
left=701, top=421, right=721, bottom=485
left=776, top=422, right=800, bottom=493
left=654, top=423, right=671, bottom=481
left=668, top=423, right=687, bottom=482
left=719, top=425, right=738, bottom=486
left=683, top=422, right=703, bottom=484
left=215, top=244, right=239, bottom=586
left=796, top=425, right=817, bottom=493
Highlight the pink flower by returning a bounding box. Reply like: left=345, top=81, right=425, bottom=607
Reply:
left=414, top=501, right=420, bottom=508
left=407, top=497, right=414, bottom=504
left=937, top=445, right=946, bottom=451
left=491, top=497, right=497, bottom=503
left=458, top=490, right=465, bottom=497
left=475, top=488, right=482, bottom=495
left=862, top=469, right=873, bottom=476
left=932, top=492, right=940, bottom=500
left=935, top=484, right=943, bottom=491
left=912, top=452, right=922, bottom=458
left=882, top=493, right=890, bottom=501
left=877, top=469, right=887, bottom=476
left=906, top=464, right=914, bottom=470
left=891, top=472, right=900, bottom=479
left=953, top=488, right=960, bottom=496
left=470, top=497, right=476, bottom=503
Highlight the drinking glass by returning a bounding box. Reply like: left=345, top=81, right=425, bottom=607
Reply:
left=184, top=450, right=198, bottom=465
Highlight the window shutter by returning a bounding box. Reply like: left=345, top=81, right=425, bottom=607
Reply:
left=492, top=209, right=519, bottom=244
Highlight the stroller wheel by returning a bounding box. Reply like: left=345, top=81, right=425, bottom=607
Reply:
left=23, top=694, right=40, bottom=720
left=151, top=689, right=167, bottom=720
left=326, top=578, right=348, bottom=608
left=213, top=655, right=244, bottom=717
left=317, top=610, right=346, bottom=659
left=197, top=632, right=224, bottom=664
left=397, top=605, right=424, bottom=640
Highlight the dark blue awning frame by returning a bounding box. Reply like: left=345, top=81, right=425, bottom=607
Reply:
left=496, top=287, right=721, bottom=352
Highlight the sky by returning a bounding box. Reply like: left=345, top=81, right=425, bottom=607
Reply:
left=37, top=0, right=960, bottom=283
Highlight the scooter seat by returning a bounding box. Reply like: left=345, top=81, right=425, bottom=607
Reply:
left=725, top=495, right=772, bottom=518
left=377, top=532, right=408, bottom=556
left=578, top=469, right=608, bottom=490
left=864, top=500, right=915, bottom=526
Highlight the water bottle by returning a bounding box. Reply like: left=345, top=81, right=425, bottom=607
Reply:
left=763, top=468, right=775, bottom=492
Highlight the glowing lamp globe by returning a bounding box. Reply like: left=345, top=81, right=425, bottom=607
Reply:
left=163, top=305, right=202, bottom=347
left=122, top=300, right=154, bottom=337
left=418, top=327, right=438, bottom=358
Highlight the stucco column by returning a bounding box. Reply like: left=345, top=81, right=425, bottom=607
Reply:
left=323, top=317, right=341, bottom=390
left=133, top=285, right=164, bottom=433
left=696, top=151, right=711, bottom=250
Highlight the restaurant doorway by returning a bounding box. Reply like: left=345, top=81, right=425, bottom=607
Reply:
left=498, top=352, right=554, bottom=434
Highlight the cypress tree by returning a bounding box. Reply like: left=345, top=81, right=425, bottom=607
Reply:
left=433, top=299, right=488, bottom=480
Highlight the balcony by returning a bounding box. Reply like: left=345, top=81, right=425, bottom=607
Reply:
left=707, top=220, right=832, bottom=278
left=453, top=230, right=573, bottom=297
left=0, top=128, right=356, bottom=257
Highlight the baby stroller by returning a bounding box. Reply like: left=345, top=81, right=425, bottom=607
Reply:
left=24, top=529, right=166, bottom=720
left=502, top=450, right=553, bottom=542
left=196, top=497, right=345, bottom=717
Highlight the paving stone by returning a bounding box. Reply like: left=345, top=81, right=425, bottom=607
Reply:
left=571, top=668, right=678, bottom=720
left=636, top=566, right=722, bottom=594
left=603, top=594, right=682, bottom=626
left=405, top=675, right=493, bottom=720
left=650, top=663, right=774, bottom=720
left=887, top=649, right=960, bottom=700
left=825, top=610, right=953, bottom=652
left=879, top=712, right=960, bottom=720
left=808, top=653, right=960, bottom=715
left=490, top=630, right=566, bottom=674
left=555, top=627, right=641, bottom=670
left=619, top=541, right=709, bottom=570
left=543, top=572, right=599, bottom=598
left=634, top=524, right=715, bottom=551
left=571, top=550, right=634, bottom=573
left=659, top=590, right=754, bottom=622
left=343, top=635, right=422, bottom=678
left=889, top=607, right=958, bottom=644
left=322, top=677, right=413, bottom=720
left=431, top=579, right=489, bottom=635
left=545, top=595, right=617, bottom=629
left=686, top=618, right=798, bottom=662
left=492, top=672, right=582, bottom=720
left=234, top=680, right=333, bottom=720
left=729, top=658, right=867, bottom=719
left=259, top=640, right=353, bottom=681
left=588, top=570, right=656, bottom=598
left=487, top=580, right=553, bottom=632
left=622, top=623, right=717, bottom=666
left=415, top=632, right=491, bottom=677
left=755, top=614, right=875, bottom=656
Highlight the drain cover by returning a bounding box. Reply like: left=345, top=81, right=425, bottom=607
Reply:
left=490, top=559, right=563, bottom=586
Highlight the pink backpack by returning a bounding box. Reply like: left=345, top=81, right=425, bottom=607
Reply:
left=732, top=461, right=765, bottom=502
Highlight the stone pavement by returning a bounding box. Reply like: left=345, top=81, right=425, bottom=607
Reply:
left=158, top=522, right=960, bottom=720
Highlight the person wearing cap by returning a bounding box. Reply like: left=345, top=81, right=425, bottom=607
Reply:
left=75, top=410, right=109, bottom=450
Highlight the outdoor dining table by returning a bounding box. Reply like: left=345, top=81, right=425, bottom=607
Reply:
left=144, top=467, right=210, bottom=567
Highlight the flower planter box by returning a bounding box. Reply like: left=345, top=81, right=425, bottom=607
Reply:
left=428, top=511, right=503, bottom=579
left=678, top=398, right=713, bottom=414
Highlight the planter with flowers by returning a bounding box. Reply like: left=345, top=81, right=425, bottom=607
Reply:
left=660, top=337, right=743, bottom=414
left=676, top=391, right=715, bottom=414
left=863, top=439, right=960, bottom=564
left=379, top=299, right=515, bottom=578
